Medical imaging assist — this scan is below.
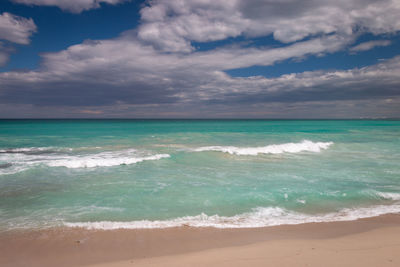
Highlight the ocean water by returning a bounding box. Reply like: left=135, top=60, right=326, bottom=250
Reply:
left=0, top=119, right=399, bottom=231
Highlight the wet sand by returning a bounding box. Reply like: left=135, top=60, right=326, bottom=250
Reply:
left=1, top=214, right=400, bottom=267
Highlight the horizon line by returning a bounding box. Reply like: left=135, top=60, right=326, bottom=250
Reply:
left=0, top=118, right=399, bottom=120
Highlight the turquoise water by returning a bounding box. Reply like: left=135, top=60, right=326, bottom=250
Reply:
left=0, top=120, right=399, bottom=230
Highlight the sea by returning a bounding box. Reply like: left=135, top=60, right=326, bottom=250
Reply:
left=0, top=119, right=399, bottom=231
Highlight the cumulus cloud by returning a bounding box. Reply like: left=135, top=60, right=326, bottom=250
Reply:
left=1, top=33, right=400, bottom=113
left=0, top=12, right=36, bottom=66
left=209, top=56, right=400, bottom=105
left=0, top=12, right=37, bottom=45
left=12, top=0, right=128, bottom=13
left=0, top=32, right=355, bottom=106
left=1, top=0, right=400, bottom=117
left=138, top=0, right=400, bottom=52
left=349, top=40, right=392, bottom=53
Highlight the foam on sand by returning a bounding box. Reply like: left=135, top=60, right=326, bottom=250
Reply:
left=64, top=203, right=400, bottom=230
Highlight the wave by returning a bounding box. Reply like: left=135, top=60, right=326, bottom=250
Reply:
left=64, top=204, right=400, bottom=230
left=0, top=147, right=65, bottom=155
left=0, top=146, right=105, bottom=155
left=375, top=191, right=400, bottom=201
left=361, top=190, right=400, bottom=201
left=0, top=147, right=170, bottom=173
left=47, top=153, right=170, bottom=168
left=193, top=140, right=333, bottom=156
left=0, top=163, right=12, bottom=169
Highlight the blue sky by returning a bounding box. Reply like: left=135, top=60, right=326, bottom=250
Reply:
left=0, top=0, right=400, bottom=118
left=0, top=0, right=142, bottom=71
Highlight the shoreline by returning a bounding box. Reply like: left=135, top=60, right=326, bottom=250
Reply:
left=1, top=213, right=400, bottom=266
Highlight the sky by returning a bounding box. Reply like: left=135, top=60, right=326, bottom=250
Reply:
left=0, top=0, right=400, bottom=118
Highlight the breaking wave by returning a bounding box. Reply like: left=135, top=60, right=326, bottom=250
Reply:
left=0, top=147, right=67, bottom=155
left=47, top=153, right=170, bottom=168
left=64, top=203, right=400, bottom=230
left=193, top=140, right=333, bottom=156
left=374, top=191, right=400, bottom=201
left=0, top=147, right=170, bottom=173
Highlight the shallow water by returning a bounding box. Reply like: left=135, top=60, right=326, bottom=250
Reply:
left=0, top=119, right=399, bottom=230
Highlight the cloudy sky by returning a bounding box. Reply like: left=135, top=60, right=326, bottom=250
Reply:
left=0, top=0, right=400, bottom=118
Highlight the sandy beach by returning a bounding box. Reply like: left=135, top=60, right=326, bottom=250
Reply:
left=1, top=213, right=399, bottom=267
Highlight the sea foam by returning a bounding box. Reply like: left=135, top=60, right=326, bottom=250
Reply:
left=375, top=192, right=400, bottom=201
left=0, top=147, right=65, bottom=154
left=193, top=140, right=333, bottom=155
left=64, top=203, right=400, bottom=230
left=47, top=153, right=170, bottom=168
left=0, top=147, right=170, bottom=172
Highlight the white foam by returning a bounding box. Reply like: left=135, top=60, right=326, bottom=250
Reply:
left=0, top=147, right=60, bottom=153
left=296, top=199, right=306, bottom=204
left=0, top=147, right=170, bottom=173
left=64, top=204, right=400, bottom=230
left=47, top=153, right=170, bottom=168
left=0, top=146, right=104, bottom=154
left=0, top=165, right=30, bottom=175
left=193, top=140, right=333, bottom=156
left=375, top=192, right=400, bottom=200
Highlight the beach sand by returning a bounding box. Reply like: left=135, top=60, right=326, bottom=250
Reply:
left=1, top=214, right=400, bottom=267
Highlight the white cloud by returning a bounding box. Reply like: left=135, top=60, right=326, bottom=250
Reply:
left=0, top=42, right=15, bottom=66
left=1, top=0, right=400, bottom=117
left=1, top=53, right=400, bottom=117
left=0, top=12, right=37, bottom=45
left=0, top=12, right=37, bottom=67
left=12, top=0, right=127, bottom=13
left=138, top=0, right=400, bottom=53
left=349, top=40, right=392, bottom=53
left=0, top=33, right=350, bottom=90
left=1, top=34, right=399, bottom=110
